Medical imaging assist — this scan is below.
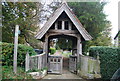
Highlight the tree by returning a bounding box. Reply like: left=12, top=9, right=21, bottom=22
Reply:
left=2, top=2, right=43, bottom=48
left=68, top=2, right=112, bottom=53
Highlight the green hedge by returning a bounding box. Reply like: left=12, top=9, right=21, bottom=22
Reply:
left=89, top=46, right=120, bottom=79
left=1, top=42, right=36, bottom=67
left=49, top=48, right=56, bottom=54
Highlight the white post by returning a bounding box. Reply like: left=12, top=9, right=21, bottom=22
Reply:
left=25, top=52, right=30, bottom=71
left=62, top=21, right=65, bottom=30
left=55, top=22, right=58, bottom=30
left=38, top=56, right=41, bottom=69
left=13, top=25, right=19, bottom=73
left=69, top=22, right=72, bottom=30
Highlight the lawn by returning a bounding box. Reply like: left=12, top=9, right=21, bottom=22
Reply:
left=62, top=51, right=72, bottom=58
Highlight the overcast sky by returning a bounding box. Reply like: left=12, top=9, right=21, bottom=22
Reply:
left=104, top=0, right=119, bottom=42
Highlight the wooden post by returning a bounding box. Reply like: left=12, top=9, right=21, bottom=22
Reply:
left=77, top=38, right=82, bottom=63
left=55, top=22, right=58, bottom=30
left=38, top=56, right=41, bottom=69
left=45, top=35, right=48, bottom=67
left=69, top=22, right=72, bottom=30
left=13, top=25, right=19, bottom=73
left=25, top=52, right=30, bottom=71
left=62, top=21, right=65, bottom=30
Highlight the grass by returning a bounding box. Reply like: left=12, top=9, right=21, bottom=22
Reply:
left=62, top=51, right=72, bottom=58
left=2, top=66, right=33, bottom=79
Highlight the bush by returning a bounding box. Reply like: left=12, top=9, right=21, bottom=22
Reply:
left=1, top=42, right=37, bottom=67
left=89, top=46, right=120, bottom=79
left=2, top=66, right=32, bottom=79
left=49, top=48, right=56, bottom=54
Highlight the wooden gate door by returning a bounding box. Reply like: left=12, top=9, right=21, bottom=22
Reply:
left=48, top=56, right=63, bottom=74
left=69, top=55, right=77, bottom=73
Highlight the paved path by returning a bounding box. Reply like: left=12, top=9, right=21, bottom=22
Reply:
left=43, top=69, right=84, bottom=79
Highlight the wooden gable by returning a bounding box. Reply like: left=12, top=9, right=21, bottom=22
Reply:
left=35, top=3, right=92, bottom=41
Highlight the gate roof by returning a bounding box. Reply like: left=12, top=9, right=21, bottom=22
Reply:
left=35, top=3, right=92, bottom=41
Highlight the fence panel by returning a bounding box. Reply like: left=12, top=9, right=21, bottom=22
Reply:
left=25, top=52, right=46, bottom=71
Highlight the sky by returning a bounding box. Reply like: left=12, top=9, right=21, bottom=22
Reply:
left=103, top=0, right=119, bottom=43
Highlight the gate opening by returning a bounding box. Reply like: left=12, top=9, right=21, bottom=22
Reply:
left=47, top=35, right=77, bottom=74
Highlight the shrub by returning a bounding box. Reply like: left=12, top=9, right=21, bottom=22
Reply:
left=49, top=48, right=56, bottom=54
left=89, top=46, right=120, bottom=79
left=2, top=66, right=32, bottom=79
left=1, top=42, right=37, bottom=67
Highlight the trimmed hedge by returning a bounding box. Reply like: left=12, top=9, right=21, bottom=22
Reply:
left=1, top=42, right=37, bottom=67
left=89, top=46, right=120, bottom=79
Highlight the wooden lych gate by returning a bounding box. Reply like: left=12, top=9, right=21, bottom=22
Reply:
left=34, top=3, right=92, bottom=74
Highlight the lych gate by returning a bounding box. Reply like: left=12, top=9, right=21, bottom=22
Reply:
left=35, top=3, right=92, bottom=74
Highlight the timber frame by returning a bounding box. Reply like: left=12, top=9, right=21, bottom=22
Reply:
left=35, top=3, right=92, bottom=73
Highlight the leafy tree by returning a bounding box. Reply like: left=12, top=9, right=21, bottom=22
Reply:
left=68, top=2, right=112, bottom=53
left=2, top=2, right=42, bottom=48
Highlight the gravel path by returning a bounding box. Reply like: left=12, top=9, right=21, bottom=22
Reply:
left=43, top=69, right=84, bottom=79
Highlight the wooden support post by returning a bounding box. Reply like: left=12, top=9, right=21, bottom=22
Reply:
left=13, top=25, right=19, bottom=73
left=77, top=38, right=82, bottom=63
left=45, top=35, right=48, bottom=67
left=62, top=21, right=65, bottom=30
left=25, top=52, right=29, bottom=71
left=43, top=42, right=46, bottom=53
left=55, top=22, right=58, bottom=30
left=69, top=22, right=72, bottom=30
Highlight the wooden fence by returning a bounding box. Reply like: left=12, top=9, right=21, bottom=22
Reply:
left=25, top=52, right=46, bottom=71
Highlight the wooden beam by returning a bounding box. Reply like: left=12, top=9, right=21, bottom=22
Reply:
left=48, top=29, right=78, bottom=34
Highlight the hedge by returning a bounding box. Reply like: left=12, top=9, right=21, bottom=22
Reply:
left=89, top=46, right=120, bottom=79
left=1, top=42, right=37, bottom=67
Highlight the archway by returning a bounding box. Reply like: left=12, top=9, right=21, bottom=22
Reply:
left=47, top=34, right=78, bottom=74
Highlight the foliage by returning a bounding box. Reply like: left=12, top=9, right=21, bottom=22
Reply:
left=2, top=66, right=33, bottom=79
left=49, top=47, right=56, bottom=54
left=27, top=68, right=41, bottom=73
left=57, top=38, right=72, bottom=50
left=62, top=51, right=72, bottom=58
left=89, top=46, right=120, bottom=79
left=2, top=2, right=43, bottom=48
left=68, top=2, right=112, bottom=53
left=27, top=67, right=48, bottom=73
left=1, top=42, right=37, bottom=66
